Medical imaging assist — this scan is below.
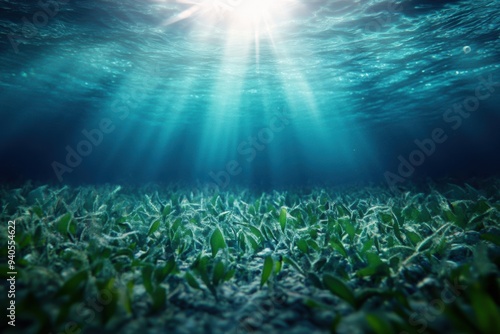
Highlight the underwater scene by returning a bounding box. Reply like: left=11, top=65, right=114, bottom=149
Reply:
left=0, top=0, right=499, bottom=333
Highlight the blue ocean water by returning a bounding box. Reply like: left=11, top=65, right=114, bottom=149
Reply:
left=0, top=0, right=499, bottom=189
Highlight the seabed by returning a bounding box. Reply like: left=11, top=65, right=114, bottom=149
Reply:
left=1, top=178, right=499, bottom=334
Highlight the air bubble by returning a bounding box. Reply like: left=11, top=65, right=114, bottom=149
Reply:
left=463, top=46, right=471, bottom=54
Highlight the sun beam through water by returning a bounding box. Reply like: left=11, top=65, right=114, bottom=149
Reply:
left=160, top=0, right=297, bottom=47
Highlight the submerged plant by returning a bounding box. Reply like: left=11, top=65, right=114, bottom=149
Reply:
left=0, top=179, right=499, bottom=333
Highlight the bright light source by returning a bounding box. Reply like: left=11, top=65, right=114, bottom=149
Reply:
left=161, top=0, right=298, bottom=63
left=162, top=0, right=295, bottom=31
left=231, top=0, right=271, bottom=23
left=225, top=0, right=293, bottom=30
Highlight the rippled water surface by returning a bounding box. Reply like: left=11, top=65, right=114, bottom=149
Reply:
left=1, top=3, right=500, bottom=333
left=0, top=0, right=499, bottom=186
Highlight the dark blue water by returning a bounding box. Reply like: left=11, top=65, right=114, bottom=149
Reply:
left=1, top=0, right=499, bottom=189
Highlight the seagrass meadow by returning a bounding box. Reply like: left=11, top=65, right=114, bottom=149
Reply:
left=0, top=179, right=499, bottom=333
left=1, top=0, right=500, bottom=333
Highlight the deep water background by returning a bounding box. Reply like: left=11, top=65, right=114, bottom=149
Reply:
left=0, top=0, right=499, bottom=189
